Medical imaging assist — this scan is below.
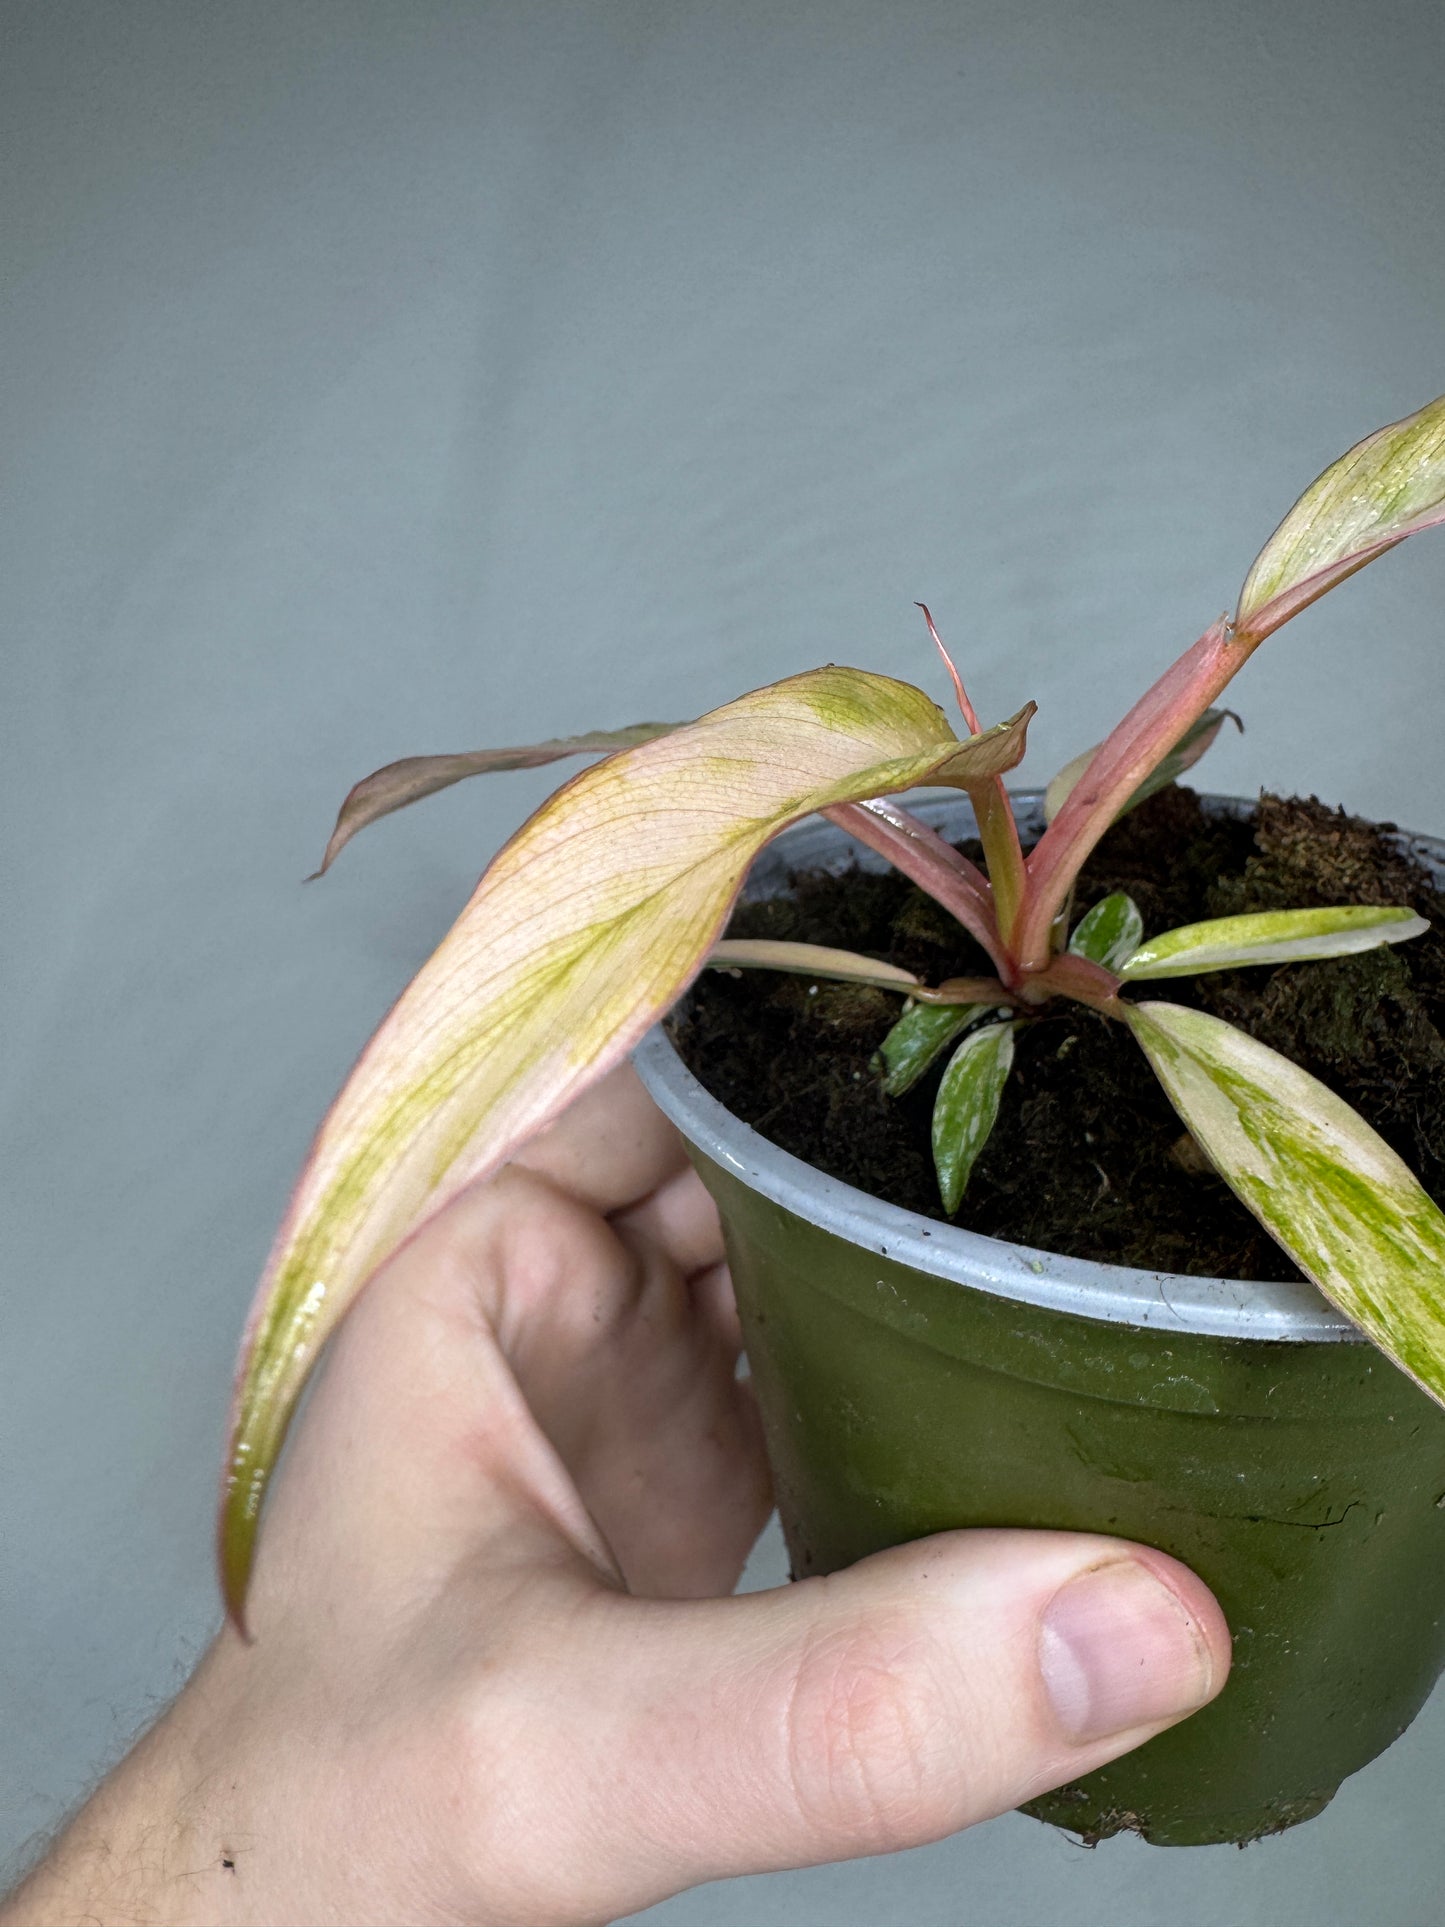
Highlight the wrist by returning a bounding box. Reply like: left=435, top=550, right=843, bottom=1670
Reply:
left=2, top=1642, right=282, bottom=1927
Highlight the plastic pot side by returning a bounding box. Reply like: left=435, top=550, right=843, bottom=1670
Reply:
left=632, top=793, right=1445, bottom=1847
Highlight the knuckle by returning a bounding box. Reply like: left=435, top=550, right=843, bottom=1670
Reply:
left=489, top=1177, right=633, bottom=1336
left=781, top=1612, right=955, bottom=1855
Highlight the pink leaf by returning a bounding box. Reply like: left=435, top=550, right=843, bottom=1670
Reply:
left=308, top=724, right=682, bottom=878
left=221, top=669, right=1032, bottom=1627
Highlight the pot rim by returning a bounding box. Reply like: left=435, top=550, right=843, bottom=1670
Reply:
left=633, top=1025, right=1357, bottom=1341
left=629, top=787, right=1414, bottom=1345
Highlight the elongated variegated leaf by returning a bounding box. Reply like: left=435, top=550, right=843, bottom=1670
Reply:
left=877, top=1001, right=991, bottom=1096
left=1236, top=394, right=1445, bottom=641
left=709, top=939, right=921, bottom=992
left=1026, top=402, right=1445, bottom=969
left=932, top=1020, right=1017, bottom=1213
left=1069, top=892, right=1145, bottom=972
left=1121, top=904, right=1427, bottom=980
left=309, top=723, right=682, bottom=877
left=1042, top=710, right=1237, bottom=824
left=222, top=669, right=1034, bottom=1623
left=1125, top=1001, right=1445, bottom=1405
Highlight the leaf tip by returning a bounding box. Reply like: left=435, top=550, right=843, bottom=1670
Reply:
left=305, top=821, right=351, bottom=880
left=217, top=1494, right=258, bottom=1642
left=915, top=602, right=980, bottom=734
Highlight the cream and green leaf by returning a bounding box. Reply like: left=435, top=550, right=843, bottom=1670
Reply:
left=1120, top=905, right=1427, bottom=980
left=222, top=668, right=1034, bottom=1624
left=1125, top=1002, right=1445, bottom=1403
left=1022, top=395, right=1445, bottom=967
left=1236, top=393, right=1445, bottom=642
left=1069, top=891, right=1145, bottom=972
left=876, top=1000, right=992, bottom=1097
left=932, top=1019, right=1018, bottom=1214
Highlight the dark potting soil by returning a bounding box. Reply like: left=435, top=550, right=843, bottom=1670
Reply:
left=669, top=789, right=1445, bottom=1282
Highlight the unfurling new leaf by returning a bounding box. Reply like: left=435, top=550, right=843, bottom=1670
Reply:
left=932, top=1020, right=1017, bottom=1214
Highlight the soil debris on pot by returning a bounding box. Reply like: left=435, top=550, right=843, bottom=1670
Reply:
left=668, top=789, right=1445, bottom=1282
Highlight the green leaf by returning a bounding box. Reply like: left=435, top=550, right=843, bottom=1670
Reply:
left=1124, top=1001, right=1445, bottom=1406
left=1121, top=904, right=1428, bottom=980
left=708, top=939, right=923, bottom=993
left=222, top=667, right=1034, bottom=1626
left=1068, top=892, right=1145, bottom=972
left=1236, top=394, right=1445, bottom=642
left=309, top=723, right=683, bottom=877
left=877, top=1001, right=991, bottom=1096
left=932, top=1020, right=1016, bottom=1213
left=1043, top=709, right=1239, bottom=825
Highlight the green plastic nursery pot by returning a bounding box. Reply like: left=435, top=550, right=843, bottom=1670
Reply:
left=631, top=794, right=1445, bottom=1848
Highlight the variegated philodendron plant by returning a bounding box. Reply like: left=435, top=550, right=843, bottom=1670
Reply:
left=223, top=396, right=1445, bottom=1628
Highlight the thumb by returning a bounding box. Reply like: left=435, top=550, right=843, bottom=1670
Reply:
left=506, top=1529, right=1228, bottom=1918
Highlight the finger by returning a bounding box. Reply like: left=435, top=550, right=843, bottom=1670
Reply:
left=482, top=1175, right=769, bottom=1596
left=688, top=1260, right=744, bottom=1357
left=509, top=1060, right=689, bottom=1213
left=470, top=1530, right=1230, bottom=1921
left=611, top=1164, right=726, bottom=1280
left=250, top=1173, right=628, bottom=1632
left=262, top=1165, right=767, bottom=1615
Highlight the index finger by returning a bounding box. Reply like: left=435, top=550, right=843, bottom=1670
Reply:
left=508, top=1059, right=691, bottom=1214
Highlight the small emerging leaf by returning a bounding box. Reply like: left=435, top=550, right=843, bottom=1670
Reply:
left=1043, top=710, right=1239, bottom=824
left=1121, top=904, right=1427, bottom=980
left=309, top=723, right=682, bottom=877
left=877, top=1001, right=990, bottom=1096
left=1236, top=393, right=1445, bottom=641
left=932, top=1020, right=1016, bottom=1213
left=709, top=939, right=921, bottom=993
left=1068, top=892, right=1145, bottom=972
left=1125, top=1001, right=1445, bottom=1407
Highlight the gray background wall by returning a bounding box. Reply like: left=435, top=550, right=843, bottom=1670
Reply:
left=5, top=3, right=1445, bottom=1921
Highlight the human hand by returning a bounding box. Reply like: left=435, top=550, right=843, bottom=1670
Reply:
left=6, top=1066, right=1228, bottom=1927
